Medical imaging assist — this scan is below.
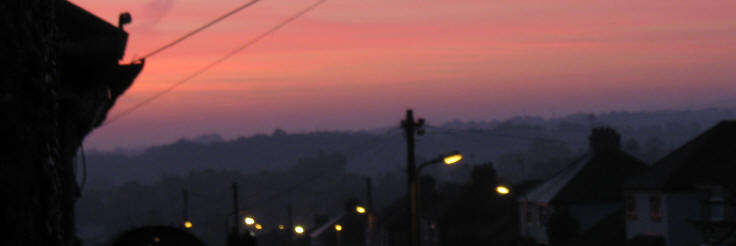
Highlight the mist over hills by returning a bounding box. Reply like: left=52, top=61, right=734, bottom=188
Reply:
left=85, top=107, right=736, bottom=188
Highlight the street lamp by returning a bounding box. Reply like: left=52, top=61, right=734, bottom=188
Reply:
left=496, top=185, right=510, bottom=195
left=244, top=217, right=255, bottom=226
left=417, top=151, right=462, bottom=173
left=355, top=205, right=367, bottom=214
left=402, top=109, right=464, bottom=246
left=255, top=224, right=263, bottom=230
left=443, top=153, right=463, bottom=165
left=335, top=224, right=343, bottom=246
left=294, top=225, right=305, bottom=235
left=184, top=221, right=193, bottom=229
left=411, top=151, right=462, bottom=246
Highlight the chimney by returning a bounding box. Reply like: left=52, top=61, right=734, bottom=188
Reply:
left=589, top=127, right=621, bottom=154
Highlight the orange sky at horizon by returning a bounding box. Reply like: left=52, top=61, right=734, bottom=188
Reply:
left=71, top=0, right=736, bottom=149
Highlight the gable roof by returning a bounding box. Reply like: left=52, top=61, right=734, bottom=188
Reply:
left=626, top=121, right=736, bottom=191
left=524, top=147, right=647, bottom=205
left=523, top=154, right=591, bottom=204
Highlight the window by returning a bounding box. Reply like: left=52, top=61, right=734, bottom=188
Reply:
left=625, top=194, right=637, bottom=220
left=710, top=202, right=725, bottom=221
left=650, top=195, right=662, bottom=222
left=540, top=206, right=550, bottom=225
left=709, top=189, right=725, bottom=221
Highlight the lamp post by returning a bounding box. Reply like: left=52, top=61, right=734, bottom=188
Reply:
left=335, top=224, right=343, bottom=246
left=406, top=151, right=462, bottom=246
left=401, top=108, right=463, bottom=246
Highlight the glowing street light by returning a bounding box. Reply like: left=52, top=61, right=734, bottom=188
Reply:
left=334, top=224, right=343, bottom=231
left=255, top=224, right=263, bottom=230
left=184, top=221, right=193, bottom=229
left=443, top=154, right=463, bottom=165
left=355, top=206, right=367, bottom=214
left=244, top=217, right=255, bottom=225
left=294, top=225, right=305, bottom=234
left=417, top=151, right=463, bottom=173
left=496, top=185, right=510, bottom=195
left=278, top=224, right=285, bottom=230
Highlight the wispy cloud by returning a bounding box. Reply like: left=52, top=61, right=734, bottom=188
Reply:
left=133, top=0, right=175, bottom=33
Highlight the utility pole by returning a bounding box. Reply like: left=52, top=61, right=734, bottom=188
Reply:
left=401, top=109, right=424, bottom=246
left=183, top=189, right=189, bottom=224
left=365, top=177, right=374, bottom=246
left=337, top=229, right=342, bottom=246
left=232, top=182, right=240, bottom=237
left=287, top=203, right=294, bottom=240
left=518, top=157, right=530, bottom=239
left=365, top=177, right=374, bottom=215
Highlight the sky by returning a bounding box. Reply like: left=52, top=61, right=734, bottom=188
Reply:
left=71, top=0, right=736, bottom=150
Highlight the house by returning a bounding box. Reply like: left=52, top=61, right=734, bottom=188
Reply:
left=520, top=127, right=648, bottom=245
left=55, top=1, right=144, bottom=245
left=624, top=121, right=736, bottom=246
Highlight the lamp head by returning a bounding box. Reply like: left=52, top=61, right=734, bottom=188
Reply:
left=443, top=154, right=463, bottom=165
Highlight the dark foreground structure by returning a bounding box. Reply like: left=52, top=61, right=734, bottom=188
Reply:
left=111, top=226, right=206, bottom=246
left=1, top=0, right=143, bottom=245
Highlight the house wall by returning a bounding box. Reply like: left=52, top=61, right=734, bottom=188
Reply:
left=626, top=191, right=707, bottom=246
left=569, top=204, right=618, bottom=232
left=666, top=192, right=705, bottom=246
left=520, top=202, right=618, bottom=244
left=626, top=191, right=669, bottom=240
left=519, top=202, right=550, bottom=244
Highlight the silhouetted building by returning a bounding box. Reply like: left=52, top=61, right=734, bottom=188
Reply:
left=624, top=121, right=736, bottom=246
left=1, top=0, right=142, bottom=245
left=57, top=1, right=144, bottom=244
left=519, top=127, right=648, bottom=245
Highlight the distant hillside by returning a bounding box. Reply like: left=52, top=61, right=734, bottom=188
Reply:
left=85, top=107, right=736, bottom=188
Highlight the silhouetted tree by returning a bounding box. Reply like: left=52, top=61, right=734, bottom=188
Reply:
left=438, top=162, right=519, bottom=246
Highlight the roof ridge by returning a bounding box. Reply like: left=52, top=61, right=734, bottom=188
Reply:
left=626, top=120, right=736, bottom=190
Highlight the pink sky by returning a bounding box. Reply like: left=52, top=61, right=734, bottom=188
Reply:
left=71, top=0, right=736, bottom=149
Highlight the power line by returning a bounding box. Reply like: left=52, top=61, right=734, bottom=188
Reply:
left=137, top=0, right=261, bottom=60
left=104, top=0, right=327, bottom=126
left=424, top=126, right=587, bottom=146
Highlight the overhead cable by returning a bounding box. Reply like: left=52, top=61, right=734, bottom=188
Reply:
left=104, top=0, right=327, bottom=125
left=137, top=0, right=261, bottom=60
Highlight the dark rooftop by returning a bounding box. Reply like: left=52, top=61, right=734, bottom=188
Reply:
left=524, top=127, right=648, bottom=205
left=625, top=121, right=736, bottom=191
